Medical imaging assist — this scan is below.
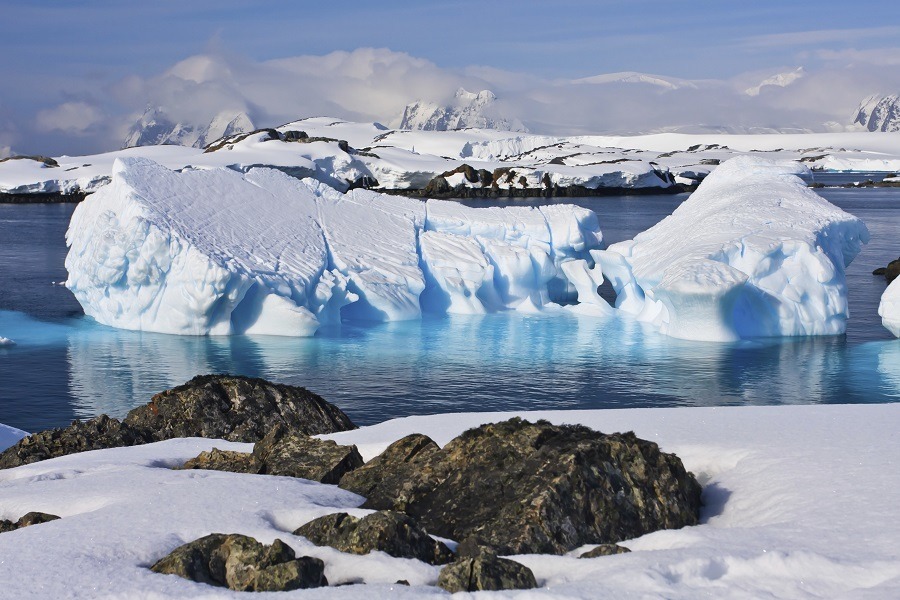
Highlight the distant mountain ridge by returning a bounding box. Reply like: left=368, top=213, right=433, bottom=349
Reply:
left=123, top=108, right=254, bottom=148
left=854, top=94, right=900, bottom=132
left=398, top=88, right=527, bottom=132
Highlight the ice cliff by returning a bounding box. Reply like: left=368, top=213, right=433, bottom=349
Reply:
left=596, top=157, right=869, bottom=341
left=65, top=158, right=600, bottom=336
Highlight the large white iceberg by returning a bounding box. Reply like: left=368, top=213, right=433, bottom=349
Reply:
left=596, top=157, right=869, bottom=341
left=880, top=279, right=900, bottom=337
left=65, top=158, right=603, bottom=336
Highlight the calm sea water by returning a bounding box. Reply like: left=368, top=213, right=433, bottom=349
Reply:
left=1, top=185, right=898, bottom=433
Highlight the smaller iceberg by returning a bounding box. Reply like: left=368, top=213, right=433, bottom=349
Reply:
left=596, top=156, right=869, bottom=341
left=880, top=278, right=900, bottom=337
left=0, top=336, right=15, bottom=347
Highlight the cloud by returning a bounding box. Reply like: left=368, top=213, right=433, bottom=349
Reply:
left=0, top=146, right=11, bottom=159
left=815, top=47, right=900, bottom=67
left=35, top=102, right=103, bottom=134
left=741, top=26, right=900, bottom=49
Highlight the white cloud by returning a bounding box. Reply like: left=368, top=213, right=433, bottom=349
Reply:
left=741, top=26, right=900, bottom=49
left=0, top=145, right=11, bottom=159
left=35, top=101, right=103, bottom=134
left=815, top=47, right=900, bottom=67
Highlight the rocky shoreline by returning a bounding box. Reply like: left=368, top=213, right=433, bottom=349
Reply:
left=1, top=374, right=703, bottom=594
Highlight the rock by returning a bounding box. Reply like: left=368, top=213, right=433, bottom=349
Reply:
left=0, top=512, right=61, bottom=534
left=123, top=375, right=356, bottom=443
left=250, top=424, right=363, bottom=483
left=0, top=415, right=150, bottom=469
left=182, top=424, right=363, bottom=484
left=151, top=533, right=327, bottom=591
left=339, top=418, right=701, bottom=555
left=294, top=511, right=453, bottom=565
left=579, top=544, right=631, bottom=558
left=437, top=555, right=537, bottom=593
left=477, top=168, right=493, bottom=187
left=182, top=448, right=255, bottom=473
left=886, top=258, right=899, bottom=283
left=283, top=130, right=309, bottom=142
left=0, top=375, right=356, bottom=469
left=0, top=155, right=59, bottom=167
left=337, top=140, right=350, bottom=153
left=423, top=175, right=450, bottom=196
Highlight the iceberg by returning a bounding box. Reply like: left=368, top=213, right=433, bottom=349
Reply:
left=65, top=158, right=604, bottom=336
left=880, top=279, right=900, bottom=337
left=596, top=157, right=869, bottom=341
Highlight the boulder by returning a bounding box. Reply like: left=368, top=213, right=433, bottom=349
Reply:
left=182, top=424, right=363, bottom=484
left=0, top=415, right=150, bottom=469
left=579, top=544, right=631, bottom=558
left=873, top=258, right=900, bottom=283
left=151, top=533, right=327, bottom=592
left=294, top=511, right=453, bottom=565
left=423, top=176, right=450, bottom=196
left=339, top=418, right=702, bottom=555
left=437, top=555, right=537, bottom=592
left=123, top=375, right=356, bottom=443
left=1, top=512, right=62, bottom=534
left=0, top=375, right=356, bottom=469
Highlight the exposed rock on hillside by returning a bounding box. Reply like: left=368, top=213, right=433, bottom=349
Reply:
left=437, top=554, right=537, bottom=592
left=294, top=511, right=454, bottom=565
left=151, top=533, right=327, bottom=591
left=854, top=94, right=900, bottom=132
left=0, top=512, right=60, bottom=534
left=0, top=375, right=355, bottom=468
left=339, top=418, right=702, bottom=555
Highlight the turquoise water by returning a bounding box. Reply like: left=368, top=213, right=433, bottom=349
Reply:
left=1, top=189, right=898, bottom=433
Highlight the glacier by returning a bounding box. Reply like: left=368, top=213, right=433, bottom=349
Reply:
left=65, top=158, right=602, bottom=336
left=596, top=156, right=870, bottom=341
left=880, top=279, right=900, bottom=337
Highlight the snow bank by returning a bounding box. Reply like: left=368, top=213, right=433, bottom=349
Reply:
left=65, top=158, right=604, bottom=335
left=2, top=403, right=900, bottom=598
left=597, top=157, right=869, bottom=341
left=880, top=279, right=900, bottom=337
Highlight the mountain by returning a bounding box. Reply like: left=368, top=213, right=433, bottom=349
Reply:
left=853, top=94, right=900, bottom=132
left=744, top=67, right=805, bottom=96
left=398, top=88, right=527, bottom=132
left=123, top=108, right=254, bottom=148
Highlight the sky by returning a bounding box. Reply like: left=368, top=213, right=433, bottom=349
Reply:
left=2, top=0, right=900, bottom=156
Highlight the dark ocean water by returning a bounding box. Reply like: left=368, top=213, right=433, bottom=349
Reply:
left=1, top=184, right=898, bottom=433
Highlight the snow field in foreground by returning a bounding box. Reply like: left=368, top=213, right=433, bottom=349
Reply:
left=1, top=403, right=899, bottom=598
left=598, top=157, right=870, bottom=341
left=65, top=157, right=602, bottom=335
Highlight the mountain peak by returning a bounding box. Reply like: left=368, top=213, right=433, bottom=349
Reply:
left=123, top=108, right=254, bottom=149
left=398, top=88, right=526, bottom=132
left=853, top=94, right=900, bottom=132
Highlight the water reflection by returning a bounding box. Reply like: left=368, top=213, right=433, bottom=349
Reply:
left=57, top=309, right=897, bottom=426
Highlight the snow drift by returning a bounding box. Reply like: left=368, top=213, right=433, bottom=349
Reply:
left=596, top=157, right=869, bottom=341
left=65, top=158, right=602, bottom=336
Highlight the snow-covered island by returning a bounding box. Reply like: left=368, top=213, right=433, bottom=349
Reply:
left=3, top=119, right=900, bottom=201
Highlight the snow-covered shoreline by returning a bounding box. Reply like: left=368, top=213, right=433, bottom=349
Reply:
left=3, top=121, right=900, bottom=200
left=1, top=402, right=899, bottom=598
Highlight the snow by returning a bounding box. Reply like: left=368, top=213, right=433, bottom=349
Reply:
left=0, top=422, right=26, bottom=449
left=64, top=158, right=604, bottom=334
left=5, top=122, right=900, bottom=198
left=880, top=278, right=900, bottom=337
left=2, top=402, right=900, bottom=598
left=597, top=157, right=869, bottom=341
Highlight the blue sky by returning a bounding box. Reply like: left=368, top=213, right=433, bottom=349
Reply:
left=2, top=1, right=900, bottom=154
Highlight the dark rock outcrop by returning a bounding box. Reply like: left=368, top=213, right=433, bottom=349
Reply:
left=423, top=175, right=450, bottom=196
left=437, top=555, right=537, bottom=593
left=579, top=544, right=631, bottom=558
left=339, top=418, right=702, bottom=555
left=0, top=415, right=151, bottom=469
left=122, top=375, right=355, bottom=442
left=0, top=155, right=59, bottom=167
left=0, top=375, right=356, bottom=469
left=0, top=512, right=60, bottom=533
left=184, top=424, right=363, bottom=484
left=151, top=533, right=327, bottom=591
left=294, top=511, right=453, bottom=565
left=873, top=258, right=900, bottom=283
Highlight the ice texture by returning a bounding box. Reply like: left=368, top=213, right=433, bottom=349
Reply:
left=65, top=158, right=604, bottom=335
left=880, top=278, right=900, bottom=337
left=596, top=157, right=869, bottom=341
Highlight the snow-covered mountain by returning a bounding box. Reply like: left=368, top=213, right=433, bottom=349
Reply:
left=123, top=108, right=254, bottom=148
left=854, top=94, right=900, bottom=132
left=397, top=88, right=527, bottom=132
left=744, top=67, right=805, bottom=96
